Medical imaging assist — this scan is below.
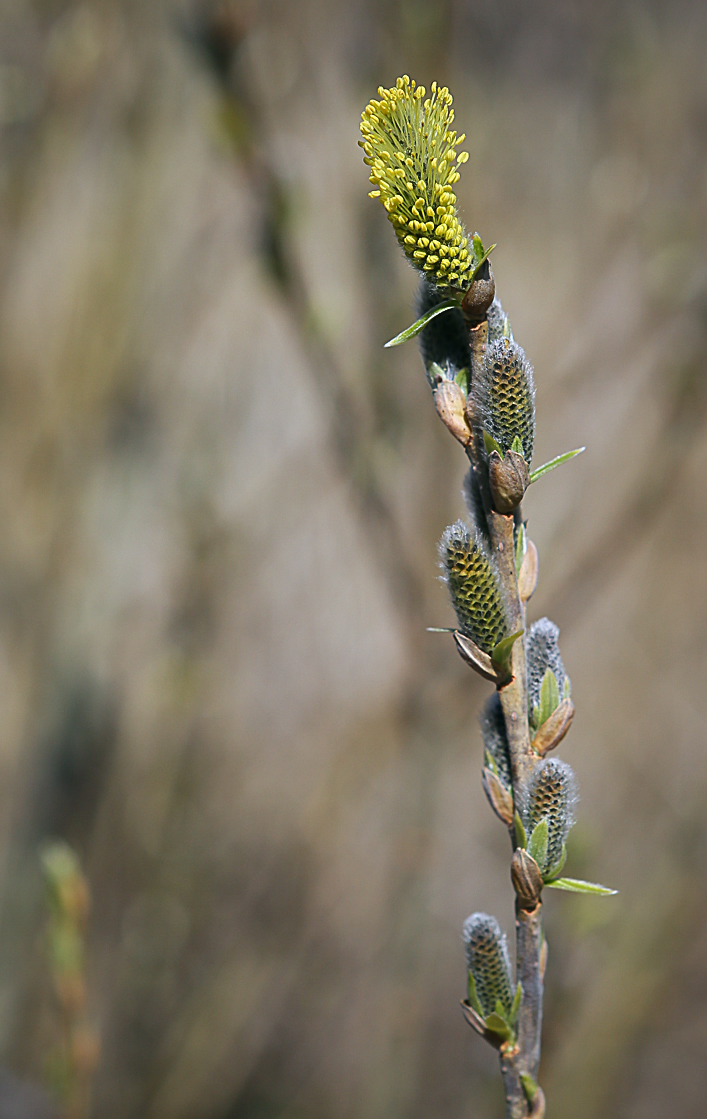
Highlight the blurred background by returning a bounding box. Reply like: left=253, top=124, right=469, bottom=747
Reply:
left=1, top=0, right=707, bottom=1116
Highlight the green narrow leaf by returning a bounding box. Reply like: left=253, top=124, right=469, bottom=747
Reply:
left=454, top=367, right=470, bottom=395
left=529, top=447, right=585, bottom=483
left=484, top=750, right=500, bottom=778
left=384, top=299, right=461, bottom=347
left=469, top=237, right=497, bottom=280
left=520, top=1074, right=539, bottom=1103
left=514, top=812, right=527, bottom=850
left=510, top=435, right=524, bottom=455
left=530, top=704, right=541, bottom=731
left=483, top=430, right=504, bottom=457
left=494, top=998, right=510, bottom=1023
left=545, top=877, right=618, bottom=895
left=514, top=523, right=527, bottom=576
left=527, top=819, right=549, bottom=869
left=563, top=676, right=572, bottom=699
left=467, top=971, right=484, bottom=1016
left=509, top=982, right=522, bottom=1026
left=491, top=628, right=524, bottom=674
left=537, top=668, right=560, bottom=727
left=483, top=1011, right=512, bottom=1041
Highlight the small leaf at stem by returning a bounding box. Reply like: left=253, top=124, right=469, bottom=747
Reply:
left=384, top=299, right=461, bottom=347
left=521, top=1073, right=539, bottom=1104
left=529, top=447, right=585, bottom=483
left=467, top=971, right=484, bottom=1017
left=509, top=982, right=522, bottom=1026
left=483, top=429, right=504, bottom=457
left=483, top=1011, right=513, bottom=1041
left=545, top=877, right=618, bottom=895
left=537, top=668, right=560, bottom=727
left=510, top=435, right=524, bottom=455
left=454, top=367, right=470, bottom=395
left=514, top=812, right=527, bottom=850
left=543, top=843, right=567, bottom=883
left=491, top=628, right=524, bottom=675
left=527, top=818, right=549, bottom=869
left=514, top=522, right=527, bottom=575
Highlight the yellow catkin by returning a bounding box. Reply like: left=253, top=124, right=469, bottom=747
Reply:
left=360, top=76, right=473, bottom=292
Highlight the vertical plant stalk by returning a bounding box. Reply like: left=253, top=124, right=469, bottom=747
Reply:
left=361, top=75, right=611, bottom=1119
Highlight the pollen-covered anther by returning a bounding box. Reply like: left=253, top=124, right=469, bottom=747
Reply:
left=360, top=76, right=473, bottom=293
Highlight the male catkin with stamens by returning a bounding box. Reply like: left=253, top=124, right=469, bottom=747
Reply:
left=360, top=76, right=473, bottom=292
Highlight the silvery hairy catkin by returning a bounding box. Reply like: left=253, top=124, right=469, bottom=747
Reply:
left=476, top=337, right=535, bottom=462
left=526, top=617, right=570, bottom=713
left=486, top=296, right=512, bottom=343
left=481, top=693, right=512, bottom=791
left=440, top=521, right=509, bottom=654
left=462, top=913, right=514, bottom=1017
left=526, top=759, right=578, bottom=875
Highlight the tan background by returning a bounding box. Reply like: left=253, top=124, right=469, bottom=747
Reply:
left=1, top=0, right=707, bottom=1116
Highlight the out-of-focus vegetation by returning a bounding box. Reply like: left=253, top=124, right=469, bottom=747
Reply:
left=1, top=1, right=707, bottom=1116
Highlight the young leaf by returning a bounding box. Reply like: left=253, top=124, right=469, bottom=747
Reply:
left=510, top=435, right=525, bottom=455
left=514, top=812, right=527, bottom=850
left=543, top=842, right=567, bottom=883
left=529, top=447, right=585, bottom=483
left=491, top=628, right=524, bottom=675
left=454, top=367, right=470, bottom=395
left=470, top=237, right=497, bottom=280
left=494, top=998, right=509, bottom=1022
left=527, top=818, right=549, bottom=870
left=514, top=522, right=527, bottom=575
left=467, top=971, right=485, bottom=1017
left=545, top=877, right=618, bottom=895
left=537, top=668, right=560, bottom=727
left=384, top=299, right=461, bottom=347
left=509, top=981, right=522, bottom=1026
left=483, top=430, right=504, bottom=457
left=483, top=1012, right=513, bottom=1041
left=520, top=1073, right=539, bottom=1103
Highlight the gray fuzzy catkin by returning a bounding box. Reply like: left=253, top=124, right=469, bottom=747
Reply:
left=475, top=336, right=535, bottom=462
left=486, top=297, right=512, bottom=342
left=526, top=617, right=569, bottom=712
left=526, top=759, right=578, bottom=873
left=462, top=912, right=514, bottom=1016
left=481, top=693, right=512, bottom=790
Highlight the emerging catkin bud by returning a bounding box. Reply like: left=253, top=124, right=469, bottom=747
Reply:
left=360, top=76, right=474, bottom=293
left=480, top=694, right=512, bottom=790
left=476, top=337, right=535, bottom=462
left=487, top=296, right=513, bottom=342
left=440, top=522, right=509, bottom=654
left=462, top=913, right=514, bottom=1018
left=525, top=759, right=578, bottom=875
left=526, top=618, right=570, bottom=720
